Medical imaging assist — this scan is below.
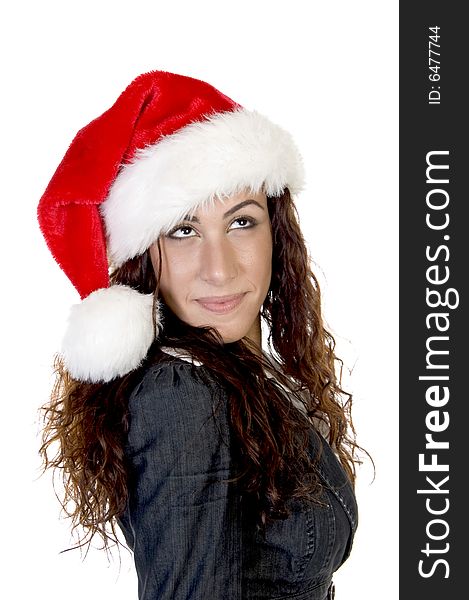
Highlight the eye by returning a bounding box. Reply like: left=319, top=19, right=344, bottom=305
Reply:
left=167, top=224, right=197, bottom=239
left=229, top=216, right=257, bottom=230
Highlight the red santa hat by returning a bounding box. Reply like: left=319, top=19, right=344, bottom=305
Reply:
left=37, top=69, right=305, bottom=383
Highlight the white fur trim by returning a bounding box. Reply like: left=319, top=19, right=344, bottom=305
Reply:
left=61, top=285, right=158, bottom=383
left=101, top=107, right=305, bottom=266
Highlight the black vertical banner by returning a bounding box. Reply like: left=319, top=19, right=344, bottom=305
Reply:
left=400, top=3, right=466, bottom=597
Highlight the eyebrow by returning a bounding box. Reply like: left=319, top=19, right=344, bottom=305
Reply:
left=185, top=199, right=265, bottom=223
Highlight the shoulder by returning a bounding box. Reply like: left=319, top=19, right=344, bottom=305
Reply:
left=126, top=357, right=230, bottom=458
left=129, top=357, right=221, bottom=416
left=128, top=347, right=207, bottom=399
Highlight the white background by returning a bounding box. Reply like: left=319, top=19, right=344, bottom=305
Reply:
left=1, top=1, right=397, bottom=598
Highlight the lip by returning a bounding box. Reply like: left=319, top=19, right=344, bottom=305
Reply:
left=195, top=293, right=246, bottom=314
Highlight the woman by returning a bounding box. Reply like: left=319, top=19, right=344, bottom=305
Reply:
left=38, top=70, right=359, bottom=600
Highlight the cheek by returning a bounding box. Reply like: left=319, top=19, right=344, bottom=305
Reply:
left=159, top=259, right=190, bottom=303
left=251, top=229, right=273, bottom=291
left=150, top=243, right=192, bottom=306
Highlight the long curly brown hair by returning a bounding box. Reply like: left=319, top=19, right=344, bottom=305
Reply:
left=40, top=188, right=361, bottom=553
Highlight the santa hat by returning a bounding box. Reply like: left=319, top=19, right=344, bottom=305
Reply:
left=37, top=69, right=305, bottom=383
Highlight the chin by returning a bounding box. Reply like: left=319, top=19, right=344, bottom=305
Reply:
left=219, top=325, right=259, bottom=345
left=215, top=330, right=242, bottom=344
left=207, top=324, right=248, bottom=344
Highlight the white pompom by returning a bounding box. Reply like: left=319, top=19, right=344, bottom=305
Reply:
left=61, top=285, right=158, bottom=383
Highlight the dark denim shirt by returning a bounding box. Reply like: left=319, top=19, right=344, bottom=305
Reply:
left=117, top=359, right=358, bottom=600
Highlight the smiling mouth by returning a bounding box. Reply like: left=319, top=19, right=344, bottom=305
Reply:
left=195, top=293, right=246, bottom=314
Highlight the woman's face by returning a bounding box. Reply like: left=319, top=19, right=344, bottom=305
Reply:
left=150, top=189, right=272, bottom=347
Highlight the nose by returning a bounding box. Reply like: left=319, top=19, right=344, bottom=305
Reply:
left=198, top=235, right=238, bottom=286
